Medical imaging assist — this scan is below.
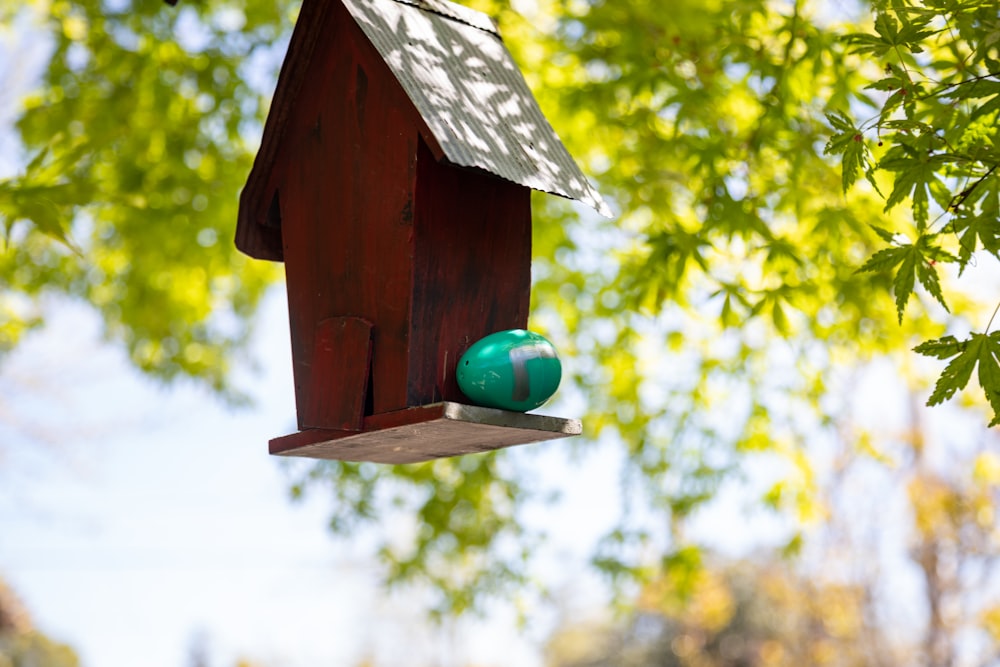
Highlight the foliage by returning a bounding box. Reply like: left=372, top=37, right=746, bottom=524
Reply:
left=0, top=579, right=80, bottom=667
left=288, top=453, right=540, bottom=618
left=501, top=0, right=938, bottom=592
left=827, top=0, right=1000, bottom=421
left=3, top=0, right=1000, bottom=644
left=0, top=0, right=285, bottom=396
left=546, top=430, right=1000, bottom=667
left=0, top=633, right=79, bottom=667
left=545, top=557, right=903, bottom=667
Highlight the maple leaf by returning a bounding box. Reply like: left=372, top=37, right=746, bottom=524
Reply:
left=843, top=12, right=933, bottom=57
left=869, top=225, right=897, bottom=243
left=824, top=111, right=870, bottom=193
left=951, top=209, right=1000, bottom=269
left=857, top=235, right=952, bottom=322
left=915, top=332, right=1000, bottom=426
left=879, top=148, right=950, bottom=229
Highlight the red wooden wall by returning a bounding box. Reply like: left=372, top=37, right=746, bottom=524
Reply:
left=409, top=142, right=531, bottom=406
left=278, top=0, right=421, bottom=425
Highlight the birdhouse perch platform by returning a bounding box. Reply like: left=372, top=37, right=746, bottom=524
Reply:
left=270, top=402, right=582, bottom=464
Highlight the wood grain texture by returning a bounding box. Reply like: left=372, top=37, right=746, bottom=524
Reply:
left=269, top=402, right=581, bottom=463
left=278, top=0, right=425, bottom=423
left=235, top=0, right=333, bottom=261
left=236, top=0, right=444, bottom=261
left=408, top=141, right=532, bottom=407
left=301, top=316, right=373, bottom=430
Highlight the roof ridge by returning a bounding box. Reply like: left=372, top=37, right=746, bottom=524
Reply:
left=388, top=0, right=499, bottom=36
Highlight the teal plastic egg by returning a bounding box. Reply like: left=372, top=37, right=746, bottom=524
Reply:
left=456, top=329, right=562, bottom=412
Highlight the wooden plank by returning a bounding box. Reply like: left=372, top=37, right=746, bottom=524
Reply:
left=301, top=316, right=373, bottom=430
left=408, top=141, right=532, bottom=406
left=269, top=402, right=581, bottom=464
left=236, top=0, right=335, bottom=261
left=278, top=2, right=424, bottom=425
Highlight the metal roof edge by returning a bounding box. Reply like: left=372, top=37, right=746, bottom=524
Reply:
left=389, top=0, right=499, bottom=36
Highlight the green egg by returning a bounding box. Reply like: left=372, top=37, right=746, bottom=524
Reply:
left=456, top=329, right=562, bottom=412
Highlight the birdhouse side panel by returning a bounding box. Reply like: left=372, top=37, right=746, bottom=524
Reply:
left=408, top=141, right=532, bottom=407
left=236, top=0, right=340, bottom=261
left=278, top=2, right=425, bottom=427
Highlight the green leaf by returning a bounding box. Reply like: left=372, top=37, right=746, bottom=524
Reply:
left=914, top=335, right=965, bottom=360
left=970, top=92, right=1000, bottom=123
left=844, top=31, right=892, bottom=57
left=856, top=243, right=914, bottom=323
left=720, top=293, right=739, bottom=328
left=856, top=245, right=909, bottom=275
left=951, top=210, right=1000, bottom=268
left=870, top=225, right=897, bottom=243
left=865, top=75, right=906, bottom=92
left=24, top=144, right=52, bottom=174
left=915, top=254, right=948, bottom=313
left=915, top=332, right=1000, bottom=425
left=880, top=153, right=949, bottom=229
left=918, top=334, right=983, bottom=405
left=895, top=25, right=936, bottom=53
left=951, top=78, right=1000, bottom=102
left=892, top=244, right=917, bottom=323
left=843, top=10, right=932, bottom=57
left=772, top=299, right=789, bottom=336
left=858, top=235, right=952, bottom=322
left=825, top=109, right=856, bottom=135
left=824, top=112, right=869, bottom=192
left=843, top=136, right=868, bottom=193
left=873, top=12, right=900, bottom=44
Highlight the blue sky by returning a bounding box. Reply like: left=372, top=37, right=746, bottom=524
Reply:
left=0, top=289, right=802, bottom=666
left=1, top=292, right=374, bottom=666
left=0, top=292, right=578, bottom=666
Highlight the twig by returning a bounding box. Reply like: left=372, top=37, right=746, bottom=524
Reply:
left=986, top=300, right=1000, bottom=334
left=920, top=71, right=1000, bottom=101
left=948, top=162, right=1000, bottom=212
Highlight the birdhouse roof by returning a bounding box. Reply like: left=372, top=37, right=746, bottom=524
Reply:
left=341, top=0, right=611, bottom=217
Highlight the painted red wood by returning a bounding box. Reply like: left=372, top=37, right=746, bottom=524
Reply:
left=236, top=0, right=444, bottom=261
left=271, top=404, right=451, bottom=456
left=236, top=0, right=546, bottom=451
left=408, top=142, right=532, bottom=406
left=277, top=0, right=427, bottom=425
left=301, top=316, right=373, bottom=430
left=234, top=0, right=333, bottom=261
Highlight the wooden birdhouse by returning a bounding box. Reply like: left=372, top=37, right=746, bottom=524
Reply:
left=235, top=0, right=611, bottom=463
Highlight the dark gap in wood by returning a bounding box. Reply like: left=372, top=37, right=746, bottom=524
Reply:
left=355, top=64, right=368, bottom=128
left=265, top=190, right=282, bottom=230
left=364, top=347, right=375, bottom=417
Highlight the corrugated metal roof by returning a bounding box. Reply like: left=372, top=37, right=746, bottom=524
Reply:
left=341, top=0, right=613, bottom=217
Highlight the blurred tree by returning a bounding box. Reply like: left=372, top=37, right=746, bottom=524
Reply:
left=0, top=578, right=80, bottom=667
left=814, top=394, right=1000, bottom=667
left=187, top=628, right=211, bottom=667
left=544, top=413, right=1000, bottom=667
left=2, top=0, right=999, bottom=652
left=545, top=557, right=903, bottom=667
left=0, top=0, right=286, bottom=399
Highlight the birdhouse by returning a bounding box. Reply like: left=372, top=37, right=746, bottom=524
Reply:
left=235, top=0, right=611, bottom=463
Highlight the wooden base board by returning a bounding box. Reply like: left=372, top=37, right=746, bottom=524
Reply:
left=270, top=402, right=581, bottom=464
